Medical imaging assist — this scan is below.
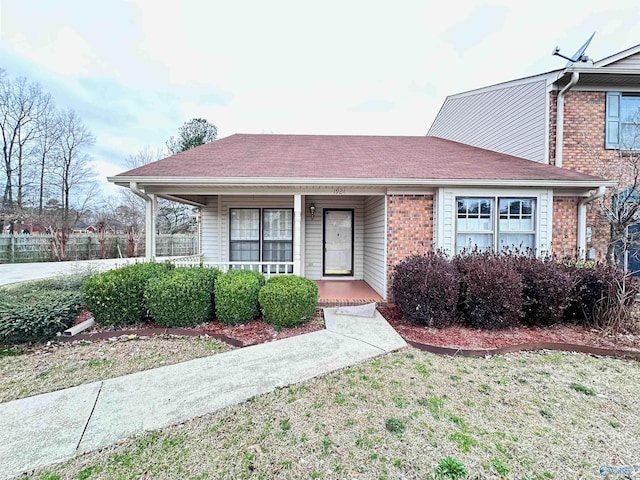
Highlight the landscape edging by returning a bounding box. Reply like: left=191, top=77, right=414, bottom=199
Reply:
left=406, top=340, right=640, bottom=361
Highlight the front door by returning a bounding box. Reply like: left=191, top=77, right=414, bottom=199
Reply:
left=323, top=209, right=354, bottom=276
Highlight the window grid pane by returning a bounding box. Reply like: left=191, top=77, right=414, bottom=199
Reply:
left=498, top=198, right=536, bottom=251
left=230, top=209, right=260, bottom=240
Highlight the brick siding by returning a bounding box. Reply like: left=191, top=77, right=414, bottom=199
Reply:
left=386, top=194, right=434, bottom=301
left=549, top=90, right=623, bottom=258
left=551, top=196, right=579, bottom=259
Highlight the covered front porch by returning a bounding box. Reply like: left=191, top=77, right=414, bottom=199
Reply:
left=152, top=189, right=389, bottom=301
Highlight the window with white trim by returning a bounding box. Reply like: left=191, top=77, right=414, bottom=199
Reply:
left=229, top=208, right=293, bottom=271
left=456, top=197, right=536, bottom=254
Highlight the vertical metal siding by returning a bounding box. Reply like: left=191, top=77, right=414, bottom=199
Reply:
left=428, top=79, right=548, bottom=162
left=363, top=196, right=386, bottom=298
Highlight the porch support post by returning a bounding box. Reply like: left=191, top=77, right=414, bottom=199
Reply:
left=293, top=194, right=302, bottom=275
left=145, top=194, right=157, bottom=260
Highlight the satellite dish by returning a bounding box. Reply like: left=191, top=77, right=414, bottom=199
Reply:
left=552, top=32, right=595, bottom=66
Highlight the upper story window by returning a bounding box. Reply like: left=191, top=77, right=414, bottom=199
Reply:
left=605, top=92, right=640, bottom=150
left=456, top=197, right=536, bottom=254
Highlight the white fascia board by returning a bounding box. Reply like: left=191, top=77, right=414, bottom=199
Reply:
left=564, top=66, right=640, bottom=75
left=109, top=176, right=615, bottom=189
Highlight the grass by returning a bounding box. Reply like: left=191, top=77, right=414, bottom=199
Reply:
left=22, top=347, right=640, bottom=479
left=0, top=336, right=229, bottom=402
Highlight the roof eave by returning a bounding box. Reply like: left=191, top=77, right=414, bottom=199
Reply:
left=108, top=176, right=614, bottom=189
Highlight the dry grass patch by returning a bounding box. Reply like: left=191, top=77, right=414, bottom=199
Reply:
left=25, top=348, right=640, bottom=479
left=0, top=336, right=229, bottom=402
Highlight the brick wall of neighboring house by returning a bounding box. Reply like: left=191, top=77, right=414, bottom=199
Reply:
left=552, top=196, right=580, bottom=259
left=549, top=90, right=615, bottom=258
left=386, top=194, right=434, bottom=301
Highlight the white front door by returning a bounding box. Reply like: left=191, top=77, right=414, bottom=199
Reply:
left=323, top=209, right=353, bottom=276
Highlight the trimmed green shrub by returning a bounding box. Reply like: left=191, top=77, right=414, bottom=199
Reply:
left=259, top=275, right=318, bottom=328
left=0, top=290, right=82, bottom=345
left=82, top=262, right=174, bottom=327
left=215, top=269, right=265, bottom=325
left=392, top=252, right=460, bottom=327
left=145, top=267, right=220, bottom=327
left=455, top=251, right=522, bottom=329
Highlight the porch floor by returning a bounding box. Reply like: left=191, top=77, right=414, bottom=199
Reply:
left=315, top=280, right=385, bottom=307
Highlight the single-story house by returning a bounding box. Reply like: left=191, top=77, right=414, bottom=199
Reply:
left=109, top=134, right=612, bottom=302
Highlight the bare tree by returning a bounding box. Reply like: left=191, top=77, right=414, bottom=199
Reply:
left=0, top=74, right=49, bottom=211
left=579, top=114, right=640, bottom=267
left=53, top=108, right=96, bottom=224
left=34, top=100, right=62, bottom=214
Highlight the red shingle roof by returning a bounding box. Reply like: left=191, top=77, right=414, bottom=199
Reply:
left=114, top=134, right=606, bottom=183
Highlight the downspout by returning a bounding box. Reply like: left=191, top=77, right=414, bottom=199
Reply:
left=577, top=186, right=605, bottom=260
left=555, top=71, right=579, bottom=168
left=130, top=182, right=156, bottom=260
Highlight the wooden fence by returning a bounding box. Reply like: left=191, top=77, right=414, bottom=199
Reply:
left=0, top=234, right=198, bottom=263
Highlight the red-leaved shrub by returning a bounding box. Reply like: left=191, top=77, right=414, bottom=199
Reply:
left=513, top=255, right=574, bottom=326
left=454, top=251, right=522, bottom=329
left=392, top=252, right=459, bottom=327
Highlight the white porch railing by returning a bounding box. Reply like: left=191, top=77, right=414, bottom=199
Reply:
left=171, top=255, right=294, bottom=279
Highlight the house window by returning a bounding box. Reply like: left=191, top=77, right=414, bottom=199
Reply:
left=229, top=208, right=293, bottom=271
left=456, top=197, right=536, bottom=254
left=605, top=92, right=640, bottom=150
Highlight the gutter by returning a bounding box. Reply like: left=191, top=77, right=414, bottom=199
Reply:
left=555, top=71, right=580, bottom=168
left=577, top=186, right=606, bottom=259
left=109, top=176, right=615, bottom=189
left=129, top=181, right=151, bottom=202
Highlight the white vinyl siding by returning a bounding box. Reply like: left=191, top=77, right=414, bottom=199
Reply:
left=604, top=52, right=640, bottom=68
left=363, top=195, right=386, bottom=298
left=304, top=196, right=365, bottom=280
left=201, top=196, right=219, bottom=263
left=428, top=79, right=548, bottom=162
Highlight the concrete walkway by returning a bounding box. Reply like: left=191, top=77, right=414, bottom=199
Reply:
left=0, top=308, right=406, bottom=480
left=0, top=257, right=178, bottom=286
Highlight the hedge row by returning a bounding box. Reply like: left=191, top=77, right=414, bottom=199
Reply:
left=81, top=263, right=318, bottom=330
left=392, top=251, right=639, bottom=332
left=0, top=277, right=86, bottom=345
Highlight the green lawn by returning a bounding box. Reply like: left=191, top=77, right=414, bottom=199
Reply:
left=22, top=347, right=640, bottom=480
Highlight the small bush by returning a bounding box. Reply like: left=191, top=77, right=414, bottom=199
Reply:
left=145, top=267, right=220, bottom=327
left=513, top=255, right=574, bottom=326
left=215, top=269, right=265, bottom=325
left=0, top=290, right=82, bottom=344
left=82, top=262, right=174, bottom=327
left=455, top=251, right=522, bottom=329
left=566, top=263, right=639, bottom=332
left=259, top=275, right=318, bottom=328
left=392, top=252, right=459, bottom=327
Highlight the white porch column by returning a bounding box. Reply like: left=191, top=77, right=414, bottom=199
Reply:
left=145, top=194, right=157, bottom=260
left=293, top=194, right=302, bottom=275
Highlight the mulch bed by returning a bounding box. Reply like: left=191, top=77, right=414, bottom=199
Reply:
left=379, top=306, right=640, bottom=357
left=68, top=309, right=325, bottom=347
left=69, top=306, right=640, bottom=360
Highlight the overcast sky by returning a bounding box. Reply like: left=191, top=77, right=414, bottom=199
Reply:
left=1, top=0, right=639, bottom=197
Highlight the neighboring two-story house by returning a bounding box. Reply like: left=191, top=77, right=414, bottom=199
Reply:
left=428, top=42, right=640, bottom=261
